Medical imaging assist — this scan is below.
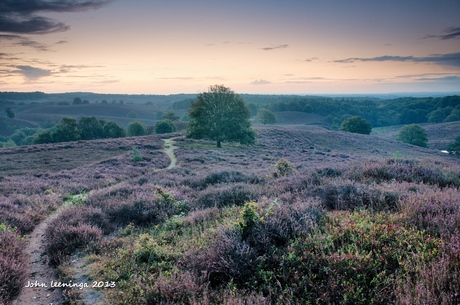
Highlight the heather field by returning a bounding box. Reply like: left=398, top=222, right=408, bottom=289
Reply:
left=1, top=126, right=460, bottom=304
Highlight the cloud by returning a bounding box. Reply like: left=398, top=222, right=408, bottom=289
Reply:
left=415, top=76, right=460, bottom=82
left=251, top=79, right=272, bottom=85
left=15, top=65, right=51, bottom=79
left=304, top=57, right=319, bottom=62
left=0, top=33, right=49, bottom=50
left=0, top=0, right=112, bottom=34
left=262, top=44, right=288, bottom=51
left=424, top=26, right=460, bottom=40
left=334, top=52, right=460, bottom=67
left=58, top=64, right=104, bottom=73
left=395, top=72, right=458, bottom=79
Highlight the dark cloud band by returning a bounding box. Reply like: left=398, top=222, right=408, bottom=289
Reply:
left=0, top=0, right=112, bottom=34
left=425, top=26, right=460, bottom=40
left=335, top=52, right=460, bottom=67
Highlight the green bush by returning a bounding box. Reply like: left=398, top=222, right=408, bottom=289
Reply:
left=155, top=120, right=176, bottom=134
left=131, top=147, right=143, bottom=162
left=339, top=116, right=372, bottom=134
left=397, top=124, right=428, bottom=147
left=102, top=120, right=126, bottom=138
left=274, top=158, right=295, bottom=177
left=280, top=211, right=441, bottom=304
left=127, top=121, right=147, bottom=137
left=4, top=107, right=15, bottom=118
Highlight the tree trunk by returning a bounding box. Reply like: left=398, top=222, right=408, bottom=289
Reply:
left=217, top=140, right=221, bottom=148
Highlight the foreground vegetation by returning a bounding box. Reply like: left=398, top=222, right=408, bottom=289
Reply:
left=1, top=125, right=459, bottom=304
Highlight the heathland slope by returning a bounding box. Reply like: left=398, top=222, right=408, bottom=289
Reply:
left=1, top=125, right=460, bottom=304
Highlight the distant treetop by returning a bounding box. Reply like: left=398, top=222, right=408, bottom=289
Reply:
left=339, top=116, right=372, bottom=135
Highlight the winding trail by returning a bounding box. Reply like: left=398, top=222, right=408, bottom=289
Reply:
left=163, top=137, right=179, bottom=170
left=11, top=137, right=179, bottom=305
left=11, top=207, right=67, bottom=305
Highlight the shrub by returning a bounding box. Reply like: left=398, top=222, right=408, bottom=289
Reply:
left=320, top=180, right=400, bottom=212
left=103, top=120, right=126, bottom=138
left=0, top=202, right=35, bottom=234
left=0, top=229, right=28, bottom=304
left=187, top=199, right=324, bottom=293
left=45, top=222, right=103, bottom=265
left=203, top=171, right=259, bottom=187
left=44, top=206, right=112, bottom=265
left=146, top=271, right=201, bottom=304
left=395, top=231, right=460, bottom=305
left=339, top=115, right=372, bottom=134
left=247, top=199, right=324, bottom=250
left=280, top=211, right=442, bottom=304
left=155, top=120, right=176, bottom=134
left=359, top=159, right=460, bottom=187
left=400, top=187, right=460, bottom=237
left=127, top=121, right=147, bottom=137
left=106, top=186, right=189, bottom=226
left=5, top=107, right=15, bottom=118
left=195, top=183, right=260, bottom=209
left=397, top=124, right=428, bottom=147
left=274, top=158, right=295, bottom=177
left=131, top=147, right=143, bottom=162
left=190, top=227, right=257, bottom=288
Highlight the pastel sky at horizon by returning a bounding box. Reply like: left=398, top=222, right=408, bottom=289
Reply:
left=1, top=0, right=459, bottom=95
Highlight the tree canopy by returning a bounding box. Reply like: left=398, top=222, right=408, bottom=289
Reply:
left=186, top=85, right=255, bottom=147
left=79, top=116, right=104, bottom=140
left=257, top=108, right=276, bottom=125
left=103, top=121, right=126, bottom=138
left=54, top=117, right=81, bottom=142
left=339, top=116, right=372, bottom=134
left=5, top=107, right=15, bottom=118
left=397, top=124, right=428, bottom=147
left=127, top=121, right=147, bottom=137
left=155, top=120, right=176, bottom=134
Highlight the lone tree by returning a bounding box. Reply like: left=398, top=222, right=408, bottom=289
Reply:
left=187, top=85, right=255, bottom=147
left=339, top=116, right=372, bottom=135
left=257, top=108, right=276, bottom=125
left=155, top=120, right=176, bottom=134
left=127, top=121, right=147, bottom=137
left=397, top=124, right=428, bottom=147
left=5, top=107, right=15, bottom=118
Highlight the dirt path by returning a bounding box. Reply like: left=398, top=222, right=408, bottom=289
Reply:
left=163, top=137, right=179, bottom=170
left=10, top=137, right=180, bottom=305
left=11, top=208, right=66, bottom=305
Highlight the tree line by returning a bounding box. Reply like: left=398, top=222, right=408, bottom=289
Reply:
left=1, top=116, right=178, bottom=147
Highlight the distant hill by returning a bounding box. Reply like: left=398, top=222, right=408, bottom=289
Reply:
left=0, top=118, right=39, bottom=137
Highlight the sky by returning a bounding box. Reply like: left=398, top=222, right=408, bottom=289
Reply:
left=0, top=0, right=459, bottom=95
